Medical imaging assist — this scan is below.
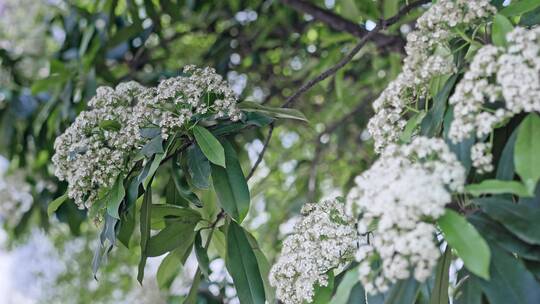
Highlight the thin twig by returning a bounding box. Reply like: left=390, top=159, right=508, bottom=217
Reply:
left=246, top=123, right=275, bottom=181
left=282, top=0, right=429, bottom=109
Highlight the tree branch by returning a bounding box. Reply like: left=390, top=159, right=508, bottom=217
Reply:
left=282, top=0, right=429, bottom=109
left=280, top=0, right=403, bottom=52
left=246, top=123, right=275, bottom=181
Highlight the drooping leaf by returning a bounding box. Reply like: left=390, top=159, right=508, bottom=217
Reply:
left=141, top=135, right=164, bottom=157
left=157, top=249, right=185, bottom=290
left=226, top=221, right=266, bottom=304
left=437, top=209, right=491, bottom=279
left=238, top=101, right=308, bottom=122
left=491, top=14, right=514, bottom=46
left=496, top=127, right=518, bottom=180
left=514, top=113, right=540, bottom=194
left=500, top=0, right=540, bottom=17
left=332, top=266, right=360, bottom=304
left=171, top=161, right=202, bottom=207
left=478, top=245, right=540, bottom=304
left=421, top=75, right=458, bottom=137
left=105, top=176, right=126, bottom=219
left=465, top=179, right=531, bottom=197
left=193, top=125, right=226, bottom=167
left=138, top=185, right=152, bottom=284
left=469, top=213, right=540, bottom=261
left=47, top=193, right=68, bottom=216
left=211, top=140, right=250, bottom=222
left=475, top=197, right=540, bottom=245
left=194, top=232, right=210, bottom=277
left=186, top=144, right=211, bottom=189
left=146, top=213, right=199, bottom=257
left=383, top=277, right=420, bottom=304
left=312, top=271, right=335, bottom=304
left=429, top=247, right=451, bottom=304
left=454, top=272, right=482, bottom=304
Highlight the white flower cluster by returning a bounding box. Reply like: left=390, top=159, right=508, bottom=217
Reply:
left=449, top=27, right=540, bottom=172
left=368, top=0, right=496, bottom=152
left=346, top=137, right=465, bottom=294
left=53, top=66, right=241, bottom=208
left=269, top=198, right=357, bottom=304
left=0, top=169, right=33, bottom=226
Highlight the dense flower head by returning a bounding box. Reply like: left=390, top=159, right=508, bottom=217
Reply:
left=368, top=0, right=496, bottom=152
left=449, top=27, right=540, bottom=172
left=346, top=137, right=465, bottom=294
left=269, top=198, right=357, bottom=304
left=53, top=66, right=241, bottom=208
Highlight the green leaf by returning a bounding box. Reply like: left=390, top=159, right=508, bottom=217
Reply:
left=383, top=277, right=420, bottom=304
left=98, top=119, right=121, bottom=131
left=146, top=212, right=199, bottom=257
left=141, top=135, right=164, bottom=158
left=171, top=162, right=202, bottom=207
left=193, top=125, right=226, bottom=167
left=492, top=14, right=514, bottom=46
left=186, top=144, right=211, bottom=189
left=105, top=176, right=126, bottom=219
left=475, top=197, right=540, bottom=245
left=430, top=247, right=451, bottom=304
left=478, top=245, right=540, bottom=304
left=138, top=185, right=152, bottom=284
left=151, top=204, right=201, bottom=228
left=454, top=272, right=482, bottom=304
left=245, top=230, right=276, bottom=304
left=238, top=101, right=308, bottom=122
left=469, top=213, right=540, bottom=261
left=211, top=140, right=251, bottom=222
left=312, top=271, right=335, bottom=304
left=194, top=232, right=210, bottom=277
left=514, top=113, right=540, bottom=194
left=47, top=193, right=68, bottom=216
left=437, top=209, right=491, bottom=279
left=400, top=111, right=426, bottom=143
left=157, top=249, right=184, bottom=290
left=496, top=127, right=518, bottom=180
left=226, top=221, right=266, bottom=304
left=331, top=267, right=359, bottom=304
left=421, top=74, right=459, bottom=137
left=500, top=0, right=540, bottom=17
left=465, top=179, right=531, bottom=197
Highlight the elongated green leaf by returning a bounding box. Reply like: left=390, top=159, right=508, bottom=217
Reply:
left=186, top=144, right=211, bottom=189
left=492, top=14, right=514, bottom=46
left=332, top=267, right=360, bottom=304
left=194, top=232, right=210, bottom=277
left=500, top=0, right=540, bottom=16
left=514, top=113, right=540, bottom=193
left=138, top=185, right=152, bottom=283
left=141, top=135, right=164, bottom=157
left=478, top=245, right=540, bottom=304
left=465, top=179, right=531, bottom=197
left=226, top=221, right=265, bottom=304
left=193, top=125, right=225, bottom=167
left=421, top=74, right=458, bottom=137
left=312, top=271, right=335, bottom=304
left=171, top=161, right=202, bottom=207
left=106, top=176, right=126, bottom=219
left=475, top=197, right=540, bottom=244
left=47, top=193, right=68, bottom=216
left=469, top=213, right=540, bottom=261
left=437, top=210, right=491, bottom=279
left=245, top=231, right=275, bottom=304
left=147, top=214, right=199, bottom=257
left=430, top=247, right=451, bottom=304
left=401, top=111, right=426, bottom=143
left=239, top=101, right=308, bottom=122
left=157, top=249, right=184, bottom=290
left=211, top=140, right=250, bottom=222
left=496, top=127, right=518, bottom=180
left=383, top=277, right=420, bottom=304
left=454, top=272, right=482, bottom=304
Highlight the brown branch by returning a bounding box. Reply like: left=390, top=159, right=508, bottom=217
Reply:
left=280, top=0, right=403, bottom=52
left=282, top=0, right=429, bottom=109
left=246, top=123, right=275, bottom=181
